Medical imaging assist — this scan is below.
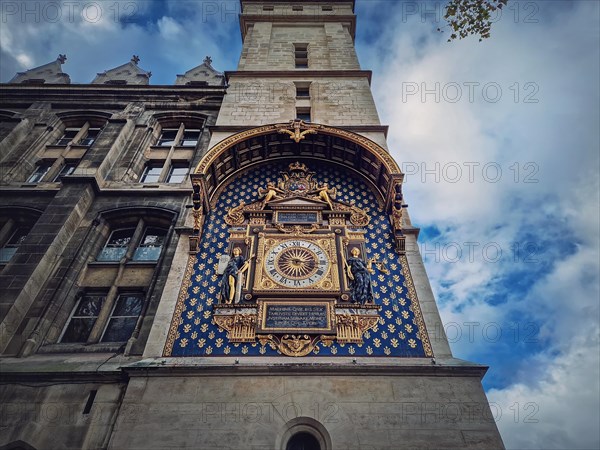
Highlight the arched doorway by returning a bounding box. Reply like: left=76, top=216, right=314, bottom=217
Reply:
left=277, top=417, right=332, bottom=450
left=286, top=431, right=321, bottom=450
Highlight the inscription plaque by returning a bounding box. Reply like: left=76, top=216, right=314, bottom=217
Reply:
left=277, top=212, right=318, bottom=224
left=259, top=301, right=333, bottom=332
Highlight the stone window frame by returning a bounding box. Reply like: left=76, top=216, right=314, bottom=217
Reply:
left=141, top=114, right=206, bottom=185
left=25, top=112, right=110, bottom=184
left=52, top=208, right=176, bottom=350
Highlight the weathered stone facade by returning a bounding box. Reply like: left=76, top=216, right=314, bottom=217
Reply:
left=0, top=1, right=504, bottom=449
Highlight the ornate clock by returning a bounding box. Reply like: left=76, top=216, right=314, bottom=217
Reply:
left=254, top=235, right=339, bottom=292
left=265, top=239, right=330, bottom=288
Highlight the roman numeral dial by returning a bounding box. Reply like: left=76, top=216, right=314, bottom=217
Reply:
left=264, top=240, right=330, bottom=288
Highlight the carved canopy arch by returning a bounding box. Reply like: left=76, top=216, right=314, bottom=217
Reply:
left=194, top=121, right=402, bottom=203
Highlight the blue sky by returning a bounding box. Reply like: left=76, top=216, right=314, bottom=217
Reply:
left=1, top=1, right=599, bottom=448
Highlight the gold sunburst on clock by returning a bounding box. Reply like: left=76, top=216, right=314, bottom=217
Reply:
left=264, top=239, right=330, bottom=289
left=276, top=247, right=318, bottom=279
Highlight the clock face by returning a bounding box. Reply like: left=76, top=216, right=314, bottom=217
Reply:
left=265, top=240, right=330, bottom=288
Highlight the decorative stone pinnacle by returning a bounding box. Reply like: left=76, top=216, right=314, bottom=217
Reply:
left=57, top=54, right=67, bottom=64
left=131, top=55, right=140, bottom=64
left=204, top=56, right=213, bottom=65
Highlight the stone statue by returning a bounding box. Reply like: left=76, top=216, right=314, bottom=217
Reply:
left=219, top=248, right=252, bottom=304
left=344, top=248, right=376, bottom=304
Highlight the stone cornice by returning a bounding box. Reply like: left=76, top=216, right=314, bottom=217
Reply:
left=240, top=13, right=357, bottom=40
left=209, top=124, right=388, bottom=137
left=0, top=84, right=226, bottom=108
left=225, top=70, right=372, bottom=85
left=122, top=357, right=489, bottom=379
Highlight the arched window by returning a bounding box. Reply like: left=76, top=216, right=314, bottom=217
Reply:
left=58, top=207, right=175, bottom=346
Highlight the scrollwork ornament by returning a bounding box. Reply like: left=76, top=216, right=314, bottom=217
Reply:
left=225, top=201, right=246, bottom=226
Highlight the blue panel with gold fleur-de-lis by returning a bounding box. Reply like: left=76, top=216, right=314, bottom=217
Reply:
left=165, top=162, right=430, bottom=357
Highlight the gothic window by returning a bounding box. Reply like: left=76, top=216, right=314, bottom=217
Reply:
left=141, top=162, right=163, bottom=183
left=97, top=228, right=135, bottom=261
left=23, top=115, right=108, bottom=184
left=141, top=118, right=203, bottom=184
left=295, top=44, right=309, bottom=68
left=97, top=224, right=167, bottom=262
left=156, top=124, right=201, bottom=148
left=55, top=123, right=102, bottom=147
left=133, top=227, right=167, bottom=261
left=53, top=161, right=77, bottom=180
left=0, top=209, right=41, bottom=265
left=157, top=128, right=179, bottom=146
left=167, top=163, right=189, bottom=183
left=27, top=162, right=52, bottom=183
left=100, top=293, right=144, bottom=342
left=60, top=293, right=105, bottom=343
left=0, top=226, right=31, bottom=263
left=181, top=129, right=201, bottom=147
left=141, top=161, right=189, bottom=184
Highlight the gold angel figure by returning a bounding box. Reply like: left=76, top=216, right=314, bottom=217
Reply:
left=310, top=183, right=337, bottom=210
left=258, top=182, right=285, bottom=206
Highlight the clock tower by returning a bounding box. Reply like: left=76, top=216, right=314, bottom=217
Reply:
left=110, top=1, right=505, bottom=449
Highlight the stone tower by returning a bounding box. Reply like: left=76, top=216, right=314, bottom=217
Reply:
left=109, top=1, right=505, bottom=449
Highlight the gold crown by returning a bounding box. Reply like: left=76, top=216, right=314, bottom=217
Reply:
left=288, top=161, right=309, bottom=172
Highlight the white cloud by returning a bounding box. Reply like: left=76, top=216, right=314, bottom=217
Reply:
left=360, top=1, right=600, bottom=448
left=0, top=0, right=240, bottom=83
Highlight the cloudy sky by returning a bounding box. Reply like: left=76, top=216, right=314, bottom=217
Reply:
left=1, top=1, right=598, bottom=448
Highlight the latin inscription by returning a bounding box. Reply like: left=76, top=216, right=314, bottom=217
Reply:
left=264, top=304, right=328, bottom=330
left=278, top=212, right=318, bottom=223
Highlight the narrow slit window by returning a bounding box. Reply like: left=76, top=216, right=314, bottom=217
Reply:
left=294, top=44, right=309, bottom=69
left=296, top=85, right=310, bottom=98
left=296, top=108, right=311, bottom=122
